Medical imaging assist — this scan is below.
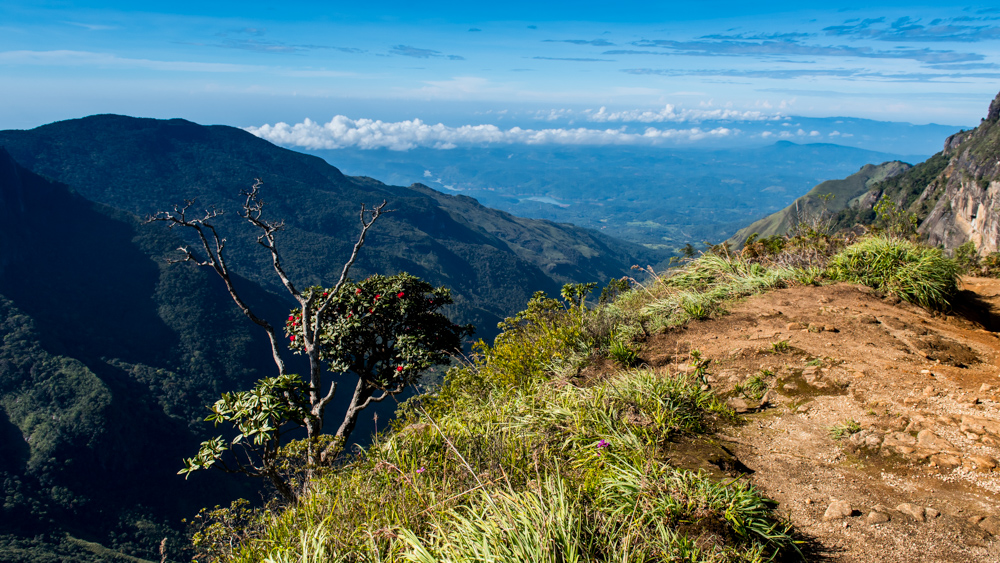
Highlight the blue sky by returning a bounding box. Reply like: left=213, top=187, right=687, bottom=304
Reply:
left=2, top=1, right=999, bottom=150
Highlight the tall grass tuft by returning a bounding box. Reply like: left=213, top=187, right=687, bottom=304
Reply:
left=826, top=235, right=959, bottom=310
left=641, top=254, right=795, bottom=329
left=398, top=476, right=586, bottom=563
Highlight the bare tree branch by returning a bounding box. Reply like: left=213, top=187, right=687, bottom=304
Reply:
left=239, top=180, right=301, bottom=300
left=145, top=198, right=287, bottom=375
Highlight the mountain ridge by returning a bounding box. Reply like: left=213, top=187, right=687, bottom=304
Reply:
left=0, top=114, right=656, bottom=333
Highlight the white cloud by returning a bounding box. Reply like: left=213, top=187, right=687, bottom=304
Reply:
left=246, top=116, right=739, bottom=151
left=526, top=105, right=784, bottom=124
left=585, top=105, right=780, bottom=123
left=0, top=50, right=262, bottom=73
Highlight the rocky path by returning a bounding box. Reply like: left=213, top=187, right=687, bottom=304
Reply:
left=643, top=278, right=1000, bottom=561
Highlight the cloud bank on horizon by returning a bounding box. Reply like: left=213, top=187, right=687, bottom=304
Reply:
left=246, top=115, right=742, bottom=151
left=1, top=1, right=998, bottom=133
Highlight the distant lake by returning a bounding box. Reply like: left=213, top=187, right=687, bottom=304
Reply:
left=524, top=196, right=570, bottom=207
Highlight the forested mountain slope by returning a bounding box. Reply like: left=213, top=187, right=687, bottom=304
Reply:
left=0, top=148, right=275, bottom=560
left=0, top=115, right=654, bottom=561
left=0, top=115, right=655, bottom=333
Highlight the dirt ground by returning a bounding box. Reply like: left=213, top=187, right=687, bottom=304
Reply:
left=641, top=277, right=1000, bottom=562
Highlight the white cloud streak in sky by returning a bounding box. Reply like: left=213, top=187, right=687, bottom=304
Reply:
left=0, top=50, right=263, bottom=73
left=246, top=116, right=737, bottom=151
left=583, top=105, right=784, bottom=123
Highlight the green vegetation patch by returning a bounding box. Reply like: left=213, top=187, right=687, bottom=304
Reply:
left=826, top=235, right=959, bottom=310
left=195, top=280, right=798, bottom=562
left=636, top=254, right=796, bottom=331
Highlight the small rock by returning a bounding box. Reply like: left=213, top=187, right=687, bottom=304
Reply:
left=981, top=384, right=994, bottom=393
left=969, top=515, right=986, bottom=525
left=939, top=414, right=961, bottom=425
left=888, top=417, right=909, bottom=431
left=961, top=422, right=986, bottom=435
left=728, top=398, right=751, bottom=413
left=864, top=434, right=884, bottom=449
left=760, top=390, right=774, bottom=406
left=930, top=453, right=962, bottom=469
left=783, top=383, right=799, bottom=391
left=823, top=499, right=854, bottom=521
left=797, top=405, right=810, bottom=413
left=823, top=325, right=838, bottom=333
left=916, top=429, right=959, bottom=453
left=883, top=432, right=917, bottom=450
left=866, top=510, right=891, bottom=524
left=896, top=503, right=926, bottom=522
left=925, top=508, right=940, bottom=519
left=805, top=498, right=813, bottom=505
left=983, top=436, right=1000, bottom=447
left=786, top=322, right=806, bottom=331
left=922, top=386, right=936, bottom=396
left=980, top=516, right=1000, bottom=535
left=966, top=455, right=998, bottom=472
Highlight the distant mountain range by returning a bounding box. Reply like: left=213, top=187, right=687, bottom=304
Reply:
left=0, top=115, right=652, bottom=561
left=301, top=141, right=930, bottom=250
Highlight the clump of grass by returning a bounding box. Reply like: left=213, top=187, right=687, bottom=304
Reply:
left=607, top=340, right=639, bottom=367
left=770, top=340, right=791, bottom=353
left=829, top=419, right=862, bottom=440
left=596, top=456, right=799, bottom=560
left=398, top=476, right=585, bottom=563
left=641, top=254, right=795, bottom=330
left=734, top=375, right=769, bottom=401
left=794, top=265, right=824, bottom=286
left=826, top=235, right=959, bottom=310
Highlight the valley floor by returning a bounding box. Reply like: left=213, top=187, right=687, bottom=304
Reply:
left=644, top=278, right=1000, bottom=561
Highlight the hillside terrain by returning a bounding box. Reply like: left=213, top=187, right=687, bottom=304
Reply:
left=644, top=278, right=1000, bottom=561
left=0, top=116, right=652, bottom=561
left=0, top=100, right=992, bottom=562
left=187, top=233, right=1000, bottom=562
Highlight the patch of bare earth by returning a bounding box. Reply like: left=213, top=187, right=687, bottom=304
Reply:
left=641, top=278, right=1000, bottom=561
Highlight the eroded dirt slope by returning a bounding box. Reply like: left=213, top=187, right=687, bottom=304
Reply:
left=642, top=278, right=1000, bottom=562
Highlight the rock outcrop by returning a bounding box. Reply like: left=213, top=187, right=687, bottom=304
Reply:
left=917, top=92, right=1000, bottom=252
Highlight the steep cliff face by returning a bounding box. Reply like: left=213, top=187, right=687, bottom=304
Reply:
left=918, top=91, right=1000, bottom=252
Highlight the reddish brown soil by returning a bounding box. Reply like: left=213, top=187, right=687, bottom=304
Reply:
left=641, top=278, right=1000, bottom=562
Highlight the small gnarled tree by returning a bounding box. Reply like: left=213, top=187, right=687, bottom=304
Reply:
left=147, top=180, right=471, bottom=502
